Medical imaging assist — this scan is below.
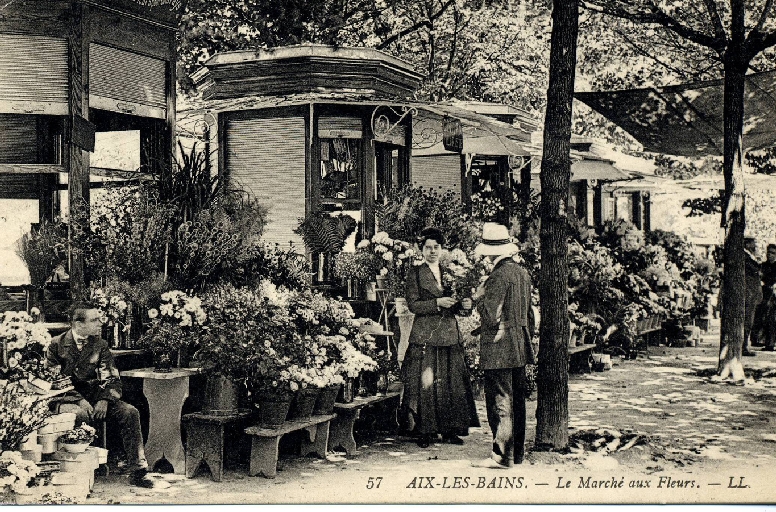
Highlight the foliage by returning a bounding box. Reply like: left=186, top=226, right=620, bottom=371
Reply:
left=653, top=155, right=722, bottom=180
left=746, top=146, right=776, bottom=175
left=58, top=424, right=96, bottom=445
left=0, top=382, right=51, bottom=452
left=138, top=291, right=207, bottom=357
left=78, top=185, right=176, bottom=285
left=295, top=212, right=357, bottom=255
left=197, top=282, right=292, bottom=380
left=14, top=222, right=67, bottom=289
left=332, top=249, right=381, bottom=283
left=374, top=185, right=481, bottom=253
left=227, top=242, right=311, bottom=291
left=173, top=207, right=244, bottom=290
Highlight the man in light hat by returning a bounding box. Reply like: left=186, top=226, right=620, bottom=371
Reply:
left=470, top=223, right=536, bottom=468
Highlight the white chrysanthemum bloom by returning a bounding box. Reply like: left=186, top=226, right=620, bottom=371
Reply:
left=148, top=308, right=159, bottom=319
left=357, top=239, right=370, bottom=249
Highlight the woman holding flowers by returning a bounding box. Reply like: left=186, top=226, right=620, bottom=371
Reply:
left=400, top=227, right=479, bottom=448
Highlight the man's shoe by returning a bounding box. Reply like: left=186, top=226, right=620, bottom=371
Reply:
left=129, top=469, right=155, bottom=488
left=743, top=350, right=757, bottom=357
left=471, top=458, right=510, bottom=469
left=417, top=435, right=432, bottom=448
left=442, top=434, right=464, bottom=445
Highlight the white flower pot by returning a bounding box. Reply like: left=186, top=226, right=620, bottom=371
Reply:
left=59, top=442, right=89, bottom=453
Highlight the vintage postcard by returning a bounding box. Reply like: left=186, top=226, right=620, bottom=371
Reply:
left=1, top=0, right=776, bottom=506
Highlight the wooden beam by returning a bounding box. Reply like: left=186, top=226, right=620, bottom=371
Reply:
left=0, top=164, right=65, bottom=175
left=66, top=1, right=91, bottom=301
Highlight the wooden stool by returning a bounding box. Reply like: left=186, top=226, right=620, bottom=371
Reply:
left=329, top=392, right=400, bottom=455
left=244, top=414, right=334, bottom=478
left=182, top=410, right=253, bottom=482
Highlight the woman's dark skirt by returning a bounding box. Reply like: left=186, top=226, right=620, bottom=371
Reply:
left=399, top=342, right=480, bottom=436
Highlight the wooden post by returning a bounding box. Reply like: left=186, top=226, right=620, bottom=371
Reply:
left=66, top=2, right=91, bottom=301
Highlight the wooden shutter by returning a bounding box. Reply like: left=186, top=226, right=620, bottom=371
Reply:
left=410, top=155, right=461, bottom=197
left=90, top=43, right=167, bottom=119
left=0, top=115, right=37, bottom=163
left=0, top=35, right=68, bottom=115
left=225, top=116, right=306, bottom=248
left=318, top=116, right=362, bottom=139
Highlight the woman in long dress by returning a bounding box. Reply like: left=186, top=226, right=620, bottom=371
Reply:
left=400, top=227, right=480, bottom=448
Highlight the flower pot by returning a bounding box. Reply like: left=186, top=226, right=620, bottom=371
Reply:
left=203, top=375, right=242, bottom=416
left=359, top=371, right=378, bottom=396
left=338, top=378, right=356, bottom=404
left=152, top=351, right=174, bottom=373
left=376, top=276, right=387, bottom=290
left=288, top=387, right=320, bottom=420
left=396, top=313, right=415, bottom=365
left=365, top=281, right=377, bottom=301
left=394, top=298, right=409, bottom=315
left=257, top=394, right=292, bottom=428
left=313, top=384, right=341, bottom=415
left=376, top=372, right=389, bottom=395
left=59, top=442, right=90, bottom=453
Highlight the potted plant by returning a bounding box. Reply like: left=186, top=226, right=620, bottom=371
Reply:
left=57, top=424, right=96, bottom=453
left=14, top=222, right=67, bottom=322
left=0, top=450, right=42, bottom=501
left=294, top=211, right=357, bottom=283
left=138, top=290, right=207, bottom=372
left=0, top=310, right=53, bottom=381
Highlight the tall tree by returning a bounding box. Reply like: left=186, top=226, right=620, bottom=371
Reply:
left=581, top=0, right=776, bottom=381
left=535, top=0, right=579, bottom=450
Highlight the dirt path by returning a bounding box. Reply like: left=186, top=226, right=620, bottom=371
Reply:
left=86, top=323, right=776, bottom=504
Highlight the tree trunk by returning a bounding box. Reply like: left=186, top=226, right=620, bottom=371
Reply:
left=535, top=0, right=578, bottom=451
left=717, top=49, right=748, bottom=382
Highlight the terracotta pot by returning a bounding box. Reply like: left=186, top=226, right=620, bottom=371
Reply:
left=203, top=375, right=242, bottom=416
left=337, top=378, right=356, bottom=403
left=257, top=393, right=293, bottom=428
left=288, top=387, right=320, bottom=421
left=313, top=384, right=341, bottom=415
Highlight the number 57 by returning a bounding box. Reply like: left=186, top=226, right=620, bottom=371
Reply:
left=366, top=477, right=383, bottom=489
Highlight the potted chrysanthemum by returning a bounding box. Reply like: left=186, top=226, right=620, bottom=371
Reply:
left=57, top=424, right=96, bottom=453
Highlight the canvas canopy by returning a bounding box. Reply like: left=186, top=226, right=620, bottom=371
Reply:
left=575, top=70, right=776, bottom=157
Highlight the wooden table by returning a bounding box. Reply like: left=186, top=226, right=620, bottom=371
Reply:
left=120, top=367, right=199, bottom=474
left=329, top=392, right=401, bottom=455
left=244, top=414, right=335, bottom=478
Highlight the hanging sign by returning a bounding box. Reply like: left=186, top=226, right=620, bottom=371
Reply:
left=442, top=116, right=463, bottom=153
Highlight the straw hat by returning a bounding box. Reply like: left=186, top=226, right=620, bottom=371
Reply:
left=474, top=223, right=519, bottom=257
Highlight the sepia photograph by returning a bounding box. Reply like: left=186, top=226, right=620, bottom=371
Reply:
left=1, top=0, right=775, bottom=505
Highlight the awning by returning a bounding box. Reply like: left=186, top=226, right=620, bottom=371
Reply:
left=575, top=70, right=776, bottom=157
left=571, top=158, right=630, bottom=181
left=412, top=134, right=530, bottom=157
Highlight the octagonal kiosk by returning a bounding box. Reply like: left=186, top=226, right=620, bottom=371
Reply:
left=190, top=45, right=424, bottom=284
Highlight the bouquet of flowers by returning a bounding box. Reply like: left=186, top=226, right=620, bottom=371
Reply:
left=1, top=451, right=41, bottom=495
left=57, top=425, right=96, bottom=445
left=0, top=311, right=53, bottom=384
left=89, top=286, right=128, bottom=324
left=139, top=290, right=207, bottom=361
left=440, top=249, right=490, bottom=302
left=366, top=232, right=422, bottom=299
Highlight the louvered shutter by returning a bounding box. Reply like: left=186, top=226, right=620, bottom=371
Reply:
left=318, top=116, right=362, bottom=139
left=0, top=35, right=68, bottom=115
left=411, top=155, right=461, bottom=197
left=0, top=115, right=37, bottom=163
left=90, top=43, right=167, bottom=119
left=226, top=116, right=306, bottom=248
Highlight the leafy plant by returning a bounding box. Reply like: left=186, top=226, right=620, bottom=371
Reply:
left=295, top=212, right=357, bottom=255
left=14, top=222, right=67, bottom=288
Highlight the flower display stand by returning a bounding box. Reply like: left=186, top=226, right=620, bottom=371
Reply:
left=328, top=391, right=401, bottom=455
left=244, top=414, right=335, bottom=478
left=182, top=409, right=254, bottom=482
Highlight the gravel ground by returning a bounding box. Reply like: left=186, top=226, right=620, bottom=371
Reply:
left=85, top=320, right=776, bottom=504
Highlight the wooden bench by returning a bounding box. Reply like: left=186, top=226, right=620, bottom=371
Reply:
left=329, top=392, right=401, bottom=455
left=244, top=414, right=335, bottom=478
left=183, top=410, right=254, bottom=482
left=568, top=344, right=596, bottom=373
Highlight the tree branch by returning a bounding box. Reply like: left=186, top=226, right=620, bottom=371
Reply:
left=376, top=0, right=456, bottom=49
left=746, top=0, right=776, bottom=57
left=700, top=0, right=726, bottom=43
left=581, top=0, right=725, bottom=53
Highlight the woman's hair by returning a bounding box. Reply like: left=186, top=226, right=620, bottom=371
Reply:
left=419, top=227, right=445, bottom=247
